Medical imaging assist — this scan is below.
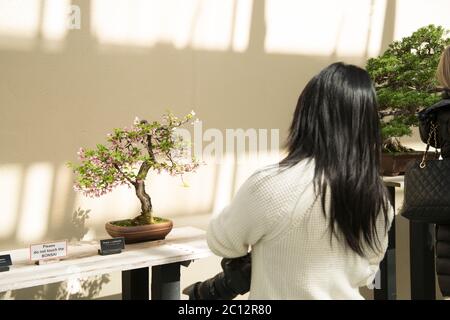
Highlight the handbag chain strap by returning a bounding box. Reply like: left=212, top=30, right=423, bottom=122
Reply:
left=419, top=121, right=439, bottom=169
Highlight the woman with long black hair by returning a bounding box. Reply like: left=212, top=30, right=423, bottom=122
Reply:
left=201, top=62, right=394, bottom=299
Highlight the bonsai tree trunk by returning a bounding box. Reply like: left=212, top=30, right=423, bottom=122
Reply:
left=383, top=137, right=414, bottom=153
left=133, top=161, right=154, bottom=224
left=133, top=130, right=156, bottom=225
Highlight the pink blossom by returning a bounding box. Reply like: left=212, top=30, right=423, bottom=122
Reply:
left=73, top=113, right=204, bottom=199
left=77, top=148, right=85, bottom=160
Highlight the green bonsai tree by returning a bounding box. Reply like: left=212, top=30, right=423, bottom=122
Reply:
left=367, top=25, right=450, bottom=153
left=68, top=111, right=200, bottom=226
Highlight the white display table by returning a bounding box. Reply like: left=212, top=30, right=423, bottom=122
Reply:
left=0, top=227, right=213, bottom=300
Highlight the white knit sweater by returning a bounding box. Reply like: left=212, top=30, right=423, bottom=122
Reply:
left=207, top=158, right=393, bottom=300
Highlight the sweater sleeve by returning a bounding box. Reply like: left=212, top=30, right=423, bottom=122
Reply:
left=358, top=204, right=395, bottom=287
left=206, top=170, right=278, bottom=258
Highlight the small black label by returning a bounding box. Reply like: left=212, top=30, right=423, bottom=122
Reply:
left=0, top=254, right=12, bottom=267
left=98, top=237, right=125, bottom=256
left=0, top=254, right=12, bottom=272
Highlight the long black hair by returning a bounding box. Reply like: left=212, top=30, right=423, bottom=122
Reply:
left=280, top=62, right=389, bottom=256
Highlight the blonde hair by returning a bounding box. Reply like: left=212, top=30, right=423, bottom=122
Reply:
left=437, top=46, right=450, bottom=89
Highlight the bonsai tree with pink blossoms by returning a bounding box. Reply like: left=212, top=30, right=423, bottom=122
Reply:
left=69, top=111, right=200, bottom=226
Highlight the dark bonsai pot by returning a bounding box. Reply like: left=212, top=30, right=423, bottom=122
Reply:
left=105, top=218, right=173, bottom=244
left=381, top=152, right=424, bottom=176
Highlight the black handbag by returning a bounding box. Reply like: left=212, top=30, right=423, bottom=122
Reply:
left=402, top=122, right=450, bottom=223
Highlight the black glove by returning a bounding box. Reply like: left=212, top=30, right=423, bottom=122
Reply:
left=182, top=253, right=252, bottom=300
left=221, top=253, right=251, bottom=295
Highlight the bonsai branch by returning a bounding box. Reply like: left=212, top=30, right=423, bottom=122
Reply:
left=145, top=135, right=156, bottom=162
left=113, top=163, right=135, bottom=185
left=382, top=137, right=415, bottom=153
left=378, top=109, right=415, bottom=118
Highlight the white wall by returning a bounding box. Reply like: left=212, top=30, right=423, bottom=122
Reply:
left=1, top=0, right=450, bottom=299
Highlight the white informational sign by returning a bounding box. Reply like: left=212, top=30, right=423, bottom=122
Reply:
left=30, top=241, right=68, bottom=261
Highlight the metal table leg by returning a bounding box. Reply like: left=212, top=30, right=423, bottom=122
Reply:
left=122, top=267, right=149, bottom=300
left=151, top=262, right=182, bottom=300
left=410, top=221, right=436, bottom=300
left=121, top=261, right=191, bottom=300
left=374, top=185, right=397, bottom=300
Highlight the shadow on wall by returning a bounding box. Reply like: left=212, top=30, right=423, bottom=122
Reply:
left=0, top=208, right=110, bottom=300
left=0, top=0, right=400, bottom=299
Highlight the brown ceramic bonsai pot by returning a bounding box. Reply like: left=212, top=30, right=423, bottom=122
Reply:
left=105, top=219, right=173, bottom=244
left=381, top=151, right=424, bottom=176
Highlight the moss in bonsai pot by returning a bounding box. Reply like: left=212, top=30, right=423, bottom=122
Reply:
left=111, top=216, right=169, bottom=227
left=68, top=111, right=201, bottom=227
left=367, top=24, right=450, bottom=153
